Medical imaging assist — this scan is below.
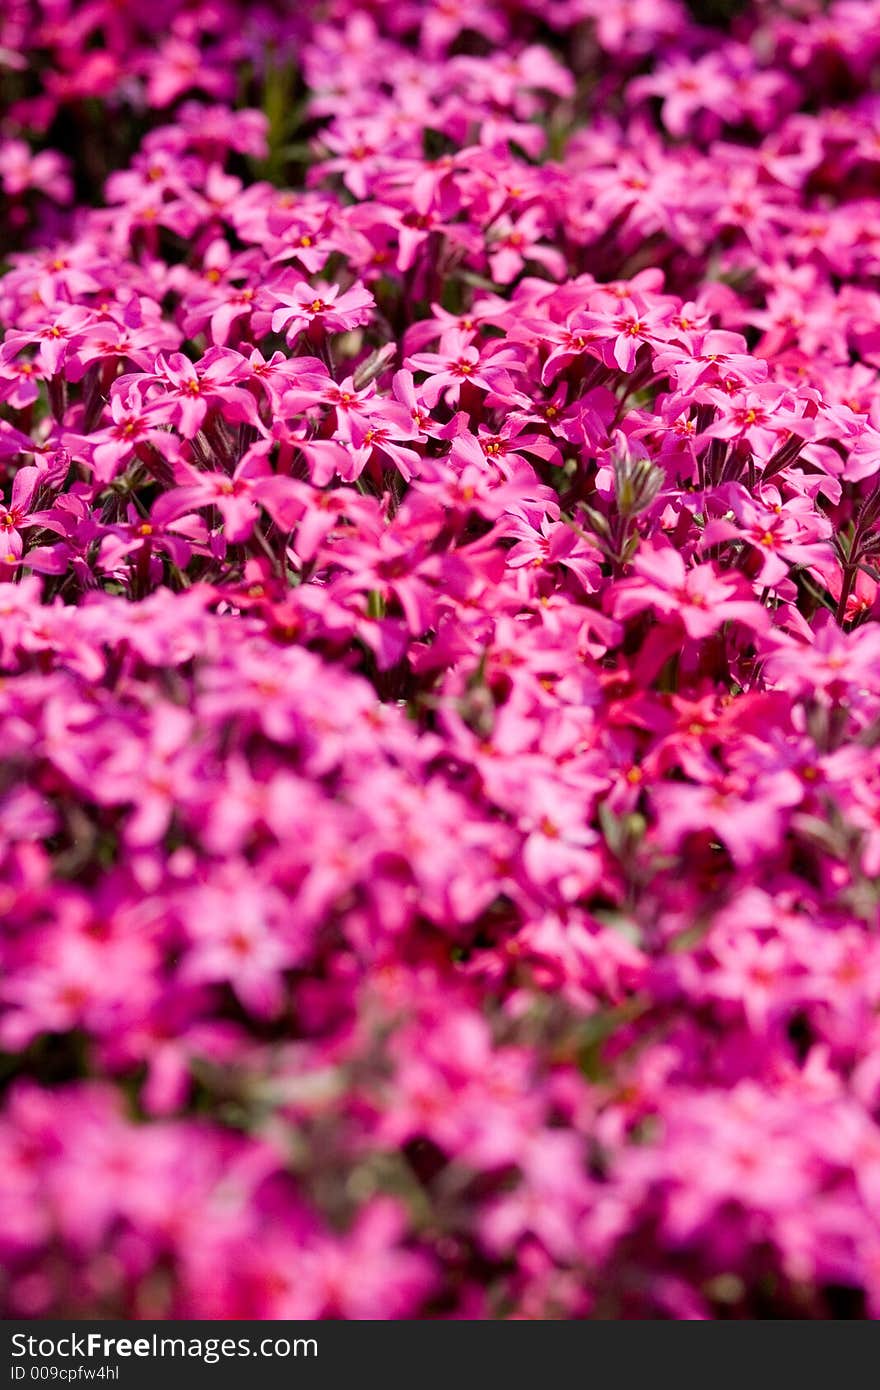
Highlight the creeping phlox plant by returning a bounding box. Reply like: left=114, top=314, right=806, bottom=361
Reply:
left=3, top=0, right=880, bottom=1320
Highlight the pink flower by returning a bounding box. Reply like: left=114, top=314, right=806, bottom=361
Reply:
left=0, top=466, right=44, bottom=566
left=269, top=280, right=375, bottom=343
left=407, top=331, right=523, bottom=408
left=614, top=542, right=770, bottom=639
left=77, top=383, right=179, bottom=484
left=178, top=869, right=309, bottom=1019
left=651, top=772, right=801, bottom=868
left=156, top=446, right=276, bottom=544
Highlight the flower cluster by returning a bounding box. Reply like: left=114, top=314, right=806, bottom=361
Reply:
left=3, top=0, right=880, bottom=1319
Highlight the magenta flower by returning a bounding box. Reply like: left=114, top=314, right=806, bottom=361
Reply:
left=269, top=280, right=375, bottom=343
left=78, top=383, right=179, bottom=484
left=156, top=447, right=275, bottom=544
left=136, top=351, right=265, bottom=438
left=407, top=330, right=523, bottom=408
left=3, top=304, right=93, bottom=377
left=0, top=466, right=43, bottom=566
left=614, top=543, right=770, bottom=639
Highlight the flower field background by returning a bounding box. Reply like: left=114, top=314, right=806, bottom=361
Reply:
left=3, top=0, right=880, bottom=1320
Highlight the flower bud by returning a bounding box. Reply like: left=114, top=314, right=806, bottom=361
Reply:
left=613, top=452, right=664, bottom=519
